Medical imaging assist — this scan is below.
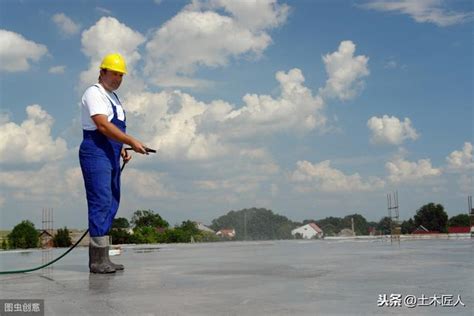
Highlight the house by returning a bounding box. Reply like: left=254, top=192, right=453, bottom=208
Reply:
left=291, top=223, right=324, bottom=239
left=194, top=222, right=215, bottom=233
left=216, top=228, right=235, bottom=239
left=39, top=230, right=54, bottom=248
left=448, top=226, right=470, bottom=234
left=412, top=225, right=438, bottom=234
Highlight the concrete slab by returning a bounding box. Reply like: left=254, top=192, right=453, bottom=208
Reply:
left=0, top=239, right=472, bottom=315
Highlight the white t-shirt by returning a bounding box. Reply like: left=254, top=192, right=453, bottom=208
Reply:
left=81, top=84, right=126, bottom=130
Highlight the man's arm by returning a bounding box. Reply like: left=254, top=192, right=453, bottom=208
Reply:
left=92, top=114, right=147, bottom=154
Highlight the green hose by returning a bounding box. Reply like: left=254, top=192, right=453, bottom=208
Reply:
left=0, top=229, right=89, bottom=275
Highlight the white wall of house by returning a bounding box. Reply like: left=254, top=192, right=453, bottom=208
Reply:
left=291, top=224, right=322, bottom=239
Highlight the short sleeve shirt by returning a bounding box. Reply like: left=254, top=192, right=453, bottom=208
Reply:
left=81, top=84, right=126, bottom=130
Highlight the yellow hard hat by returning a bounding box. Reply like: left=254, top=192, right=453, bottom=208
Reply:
left=100, top=53, right=127, bottom=74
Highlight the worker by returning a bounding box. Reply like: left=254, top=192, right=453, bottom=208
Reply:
left=79, top=53, right=147, bottom=273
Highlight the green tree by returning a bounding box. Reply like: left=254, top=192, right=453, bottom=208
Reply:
left=53, top=227, right=72, bottom=247
left=376, top=217, right=393, bottom=234
left=401, top=218, right=416, bottom=234
left=1, top=239, right=8, bottom=250
left=8, top=220, right=39, bottom=249
left=315, top=217, right=344, bottom=235
left=448, top=214, right=470, bottom=227
left=131, top=210, right=169, bottom=229
left=132, top=226, right=158, bottom=244
left=320, top=223, right=337, bottom=236
left=342, top=214, right=369, bottom=235
left=194, top=231, right=219, bottom=242
left=112, top=217, right=130, bottom=229
left=211, top=208, right=297, bottom=240
left=414, top=203, right=448, bottom=233
left=110, top=228, right=132, bottom=244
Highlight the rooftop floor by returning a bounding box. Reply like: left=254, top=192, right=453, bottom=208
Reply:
left=0, top=239, right=472, bottom=315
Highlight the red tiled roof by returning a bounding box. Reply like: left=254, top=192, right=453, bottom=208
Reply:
left=308, top=223, right=323, bottom=233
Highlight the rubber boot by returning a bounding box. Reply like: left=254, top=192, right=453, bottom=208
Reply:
left=105, top=235, right=124, bottom=271
left=89, top=236, right=116, bottom=274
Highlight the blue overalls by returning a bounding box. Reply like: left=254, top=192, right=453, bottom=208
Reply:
left=79, top=86, right=126, bottom=237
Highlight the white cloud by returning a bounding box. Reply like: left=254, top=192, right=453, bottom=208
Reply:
left=124, top=90, right=228, bottom=161
left=367, top=115, right=419, bottom=145
left=290, top=160, right=385, bottom=192
left=211, top=68, right=326, bottom=138
left=319, top=41, right=369, bottom=101
left=52, top=13, right=81, bottom=36
left=202, top=0, right=290, bottom=31
left=79, top=17, right=146, bottom=93
left=386, top=157, right=441, bottom=183
left=0, top=105, right=67, bottom=164
left=446, top=142, right=474, bottom=171
left=0, top=29, right=48, bottom=72
left=0, top=165, right=81, bottom=201
left=144, top=0, right=289, bottom=88
left=124, top=68, right=325, bottom=160
left=49, top=65, right=66, bottom=74
left=122, top=168, right=175, bottom=198
left=362, top=0, right=473, bottom=27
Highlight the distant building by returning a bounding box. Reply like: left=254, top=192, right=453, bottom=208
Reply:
left=412, top=225, right=438, bottom=234
left=216, top=228, right=235, bottom=239
left=448, top=226, right=470, bottom=234
left=194, top=222, right=215, bottom=233
left=39, top=230, right=54, bottom=248
left=291, top=223, right=324, bottom=239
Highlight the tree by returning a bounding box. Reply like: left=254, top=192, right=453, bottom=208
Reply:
left=315, top=217, right=344, bottom=235
left=131, top=210, right=169, bottom=229
left=448, top=214, right=470, bottom=227
left=210, top=208, right=297, bottom=240
left=376, top=217, right=393, bottom=235
left=112, top=217, right=130, bottom=229
left=110, top=228, right=133, bottom=244
left=320, top=224, right=336, bottom=236
left=8, top=220, right=39, bottom=249
left=132, top=226, right=158, bottom=244
left=53, top=227, right=72, bottom=247
left=401, top=218, right=416, bottom=234
left=1, top=239, right=8, bottom=250
left=414, top=203, right=448, bottom=233
left=342, top=214, right=369, bottom=235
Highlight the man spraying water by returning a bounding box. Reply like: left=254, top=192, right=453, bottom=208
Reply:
left=79, top=53, right=149, bottom=273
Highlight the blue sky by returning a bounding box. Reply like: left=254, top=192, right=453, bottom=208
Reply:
left=0, top=0, right=472, bottom=230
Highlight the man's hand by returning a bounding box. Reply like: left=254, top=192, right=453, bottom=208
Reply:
left=121, top=147, right=132, bottom=163
left=130, top=138, right=148, bottom=154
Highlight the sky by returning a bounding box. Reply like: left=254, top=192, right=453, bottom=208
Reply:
left=0, top=0, right=473, bottom=230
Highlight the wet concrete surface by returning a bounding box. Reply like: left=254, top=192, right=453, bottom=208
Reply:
left=0, top=239, right=472, bottom=315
